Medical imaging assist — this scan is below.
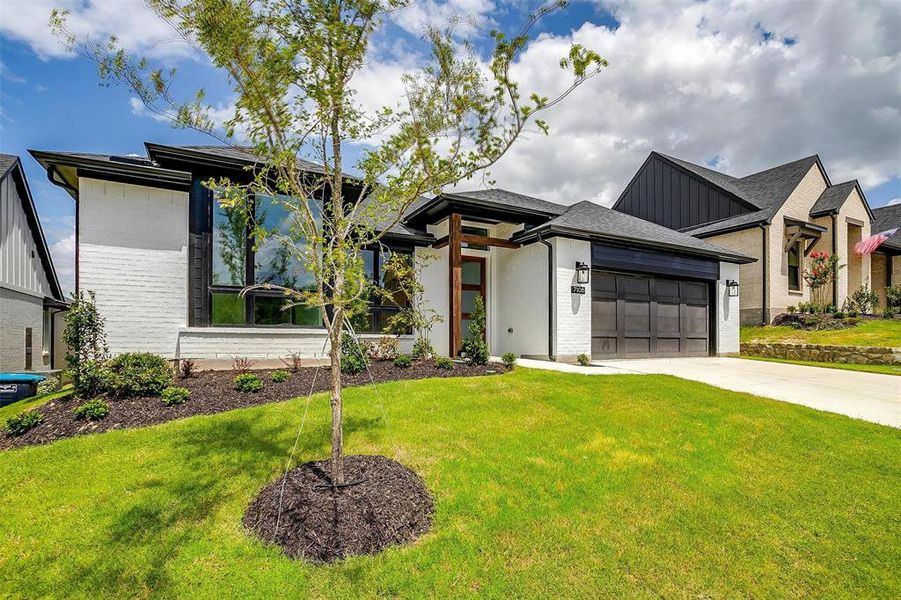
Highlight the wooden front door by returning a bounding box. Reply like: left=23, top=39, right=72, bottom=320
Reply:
left=456, top=256, right=486, bottom=354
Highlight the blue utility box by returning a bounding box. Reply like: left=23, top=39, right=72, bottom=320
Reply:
left=0, top=374, right=46, bottom=406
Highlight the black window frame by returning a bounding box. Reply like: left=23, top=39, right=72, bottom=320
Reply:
left=352, top=246, right=413, bottom=334
left=787, top=241, right=802, bottom=292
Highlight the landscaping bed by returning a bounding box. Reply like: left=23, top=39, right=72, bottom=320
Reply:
left=1, top=361, right=505, bottom=450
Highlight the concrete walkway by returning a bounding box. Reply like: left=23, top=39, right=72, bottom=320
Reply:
left=516, top=356, right=900, bottom=428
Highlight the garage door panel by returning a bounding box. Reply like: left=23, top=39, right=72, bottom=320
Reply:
left=591, top=270, right=709, bottom=359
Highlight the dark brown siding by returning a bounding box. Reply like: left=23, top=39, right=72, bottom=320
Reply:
left=614, top=155, right=754, bottom=230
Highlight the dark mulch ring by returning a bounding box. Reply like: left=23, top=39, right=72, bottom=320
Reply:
left=243, top=455, right=434, bottom=563
left=1, top=360, right=506, bottom=450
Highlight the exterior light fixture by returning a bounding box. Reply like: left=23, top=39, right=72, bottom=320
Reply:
left=575, top=261, right=590, bottom=285
left=726, top=279, right=739, bottom=297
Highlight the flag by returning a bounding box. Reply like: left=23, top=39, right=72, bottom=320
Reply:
left=854, top=227, right=899, bottom=255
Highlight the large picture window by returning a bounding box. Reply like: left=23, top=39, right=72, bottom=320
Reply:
left=211, top=194, right=322, bottom=327
left=350, top=248, right=411, bottom=334
left=787, top=242, right=801, bottom=292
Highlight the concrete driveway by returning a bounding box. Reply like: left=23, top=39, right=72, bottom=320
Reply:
left=591, top=357, right=900, bottom=428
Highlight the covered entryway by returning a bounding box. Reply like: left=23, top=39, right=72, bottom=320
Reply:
left=591, top=270, right=710, bottom=359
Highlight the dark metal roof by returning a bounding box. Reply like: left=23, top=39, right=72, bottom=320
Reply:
left=872, top=203, right=901, bottom=252
left=448, top=189, right=568, bottom=216
left=0, top=154, right=65, bottom=301
left=145, top=143, right=346, bottom=177
left=513, top=200, right=755, bottom=264
left=404, top=188, right=568, bottom=228
left=809, top=180, right=870, bottom=218
left=356, top=195, right=434, bottom=244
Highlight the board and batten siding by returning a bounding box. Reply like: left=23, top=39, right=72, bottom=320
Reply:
left=1, top=168, right=51, bottom=298
left=78, top=177, right=189, bottom=358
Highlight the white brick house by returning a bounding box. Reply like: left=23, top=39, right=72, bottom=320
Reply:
left=32, top=144, right=752, bottom=363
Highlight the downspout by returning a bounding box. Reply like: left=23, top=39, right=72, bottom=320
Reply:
left=760, top=223, right=769, bottom=325
left=537, top=232, right=555, bottom=361
left=831, top=213, right=839, bottom=307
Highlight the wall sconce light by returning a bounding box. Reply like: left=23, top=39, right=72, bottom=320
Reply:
left=726, top=279, right=739, bottom=297
left=575, top=261, right=590, bottom=285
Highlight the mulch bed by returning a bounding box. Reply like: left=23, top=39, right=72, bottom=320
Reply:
left=243, top=454, right=434, bottom=563
left=1, top=360, right=505, bottom=450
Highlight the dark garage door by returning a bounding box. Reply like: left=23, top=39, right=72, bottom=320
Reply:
left=591, top=271, right=710, bottom=359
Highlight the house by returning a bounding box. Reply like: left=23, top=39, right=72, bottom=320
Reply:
left=31, top=143, right=753, bottom=363
left=0, top=154, right=67, bottom=372
left=612, top=152, right=876, bottom=324
left=870, top=204, right=901, bottom=307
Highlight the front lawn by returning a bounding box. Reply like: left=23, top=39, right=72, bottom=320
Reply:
left=1, top=370, right=898, bottom=597
left=740, top=355, right=901, bottom=376
left=0, top=386, right=72, bottom=422
left=741, top=319, right=901, bottom=347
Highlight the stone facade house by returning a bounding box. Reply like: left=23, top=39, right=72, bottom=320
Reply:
left=31, top=143, right=753, bottom=364
left=613, top=152, right=877, bottom=324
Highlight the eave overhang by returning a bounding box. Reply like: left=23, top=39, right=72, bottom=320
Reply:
left=403, top=193, right=559, bottom=229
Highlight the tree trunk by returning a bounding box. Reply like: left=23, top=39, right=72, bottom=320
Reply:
left=328, top=311, right=345, bottom=486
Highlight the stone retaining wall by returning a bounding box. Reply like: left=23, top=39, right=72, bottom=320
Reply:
left=741, top=343, right=901, bottom=365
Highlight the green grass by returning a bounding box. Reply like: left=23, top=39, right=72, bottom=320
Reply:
left=1, top=371, right=898, bottom=598
left=740, top=355, right=901, bottom=376
left=741, top=319, right=901, bottom=347
left=0, top=385, right=72, bottom=423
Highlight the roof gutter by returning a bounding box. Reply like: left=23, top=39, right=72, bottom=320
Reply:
left=537, top=231, right=555, bottom=361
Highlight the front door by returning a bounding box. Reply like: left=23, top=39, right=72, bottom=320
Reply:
left=457, top=256, right=486, bottom=354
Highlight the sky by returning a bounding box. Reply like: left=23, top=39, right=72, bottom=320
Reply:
left=0, top=0, right=899, bottom=296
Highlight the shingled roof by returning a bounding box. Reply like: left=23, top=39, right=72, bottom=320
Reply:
left=809, top=180, right=859, bottom=217
left=447, top=188, right=568, bottom=216
left=872, top=203, right=901, bottom=253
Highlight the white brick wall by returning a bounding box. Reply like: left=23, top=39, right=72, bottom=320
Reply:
left=0, top=287, right=45, bottom=371
left=79, top=178, right=189, bottom=358
left=493, top=241, right=549, bottom=358
left=716, top=261, right=741, bottom=354
left=553, top=238, right=591, bottom=360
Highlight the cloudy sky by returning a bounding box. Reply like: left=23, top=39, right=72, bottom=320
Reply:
left=1, top=0, right=899, bottom=295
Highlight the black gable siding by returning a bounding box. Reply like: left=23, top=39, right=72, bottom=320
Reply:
left=613, top=155, right=755, bottom=230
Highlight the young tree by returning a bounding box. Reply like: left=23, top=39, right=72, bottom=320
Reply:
left=52, top=0, right=605, bottom=484
left=375, top=250, right=443, bottom=357
left=803, top=251, right=843, bottom=310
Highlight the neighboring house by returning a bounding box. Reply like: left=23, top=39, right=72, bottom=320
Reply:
left=870, top=204, right=901, bottom=308
left=0, top=154, right=67, bottom=372
left=31, top=143, right=753, bottom=363
left=613, top=152, right=875, bottom=324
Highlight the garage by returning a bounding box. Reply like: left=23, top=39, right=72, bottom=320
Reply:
left=591, top=270, right=710, bottom=358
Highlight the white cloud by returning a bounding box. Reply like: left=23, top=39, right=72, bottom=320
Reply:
left=41, top=216, right=76, bottom=296
left=888, top=198, right=901, bottom=206
left=0, top=0, right=197, bottom=59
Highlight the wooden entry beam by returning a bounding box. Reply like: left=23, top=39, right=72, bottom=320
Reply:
left=449, top=213, right=462, bottom=356
left=432, top=233, right=520, bottom=250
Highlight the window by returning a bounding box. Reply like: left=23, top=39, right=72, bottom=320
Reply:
left=350, top=248, right=412, bottom=334
left=42, top=310, right=52, bottom=362
left=210, top=194, right=322, bottom=327
left=461, top=225, right=489, bottom=251
left=788, top=242, right=801, bottom=291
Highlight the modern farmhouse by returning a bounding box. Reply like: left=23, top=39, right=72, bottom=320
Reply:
left=613, top=152, right=878, bottom=324
left=0, top=154, right=67, bottom=372
left=31, top=143, right=753, bottom=363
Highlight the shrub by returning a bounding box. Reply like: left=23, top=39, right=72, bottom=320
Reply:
left=883, top=307, right=897, bottom=319
left=786, top=305, right=797, bottom=314
left=73, top=399, right=109, bottom=421
left=63, top=291, right=108, bottom=399
left=393, top=354, right=412, bottom=368
left=36, top=378, right=59, bottom=396
left=340, top=332, right=369, bottom=375
left=832, top=311, right=845, bottom=319
left=281, top=351, right=303, bottom=373
left=461, top=296, right=489, bottom=366
left=104, top=352, right=173, bottom=397
left=6, top=411, right=42, bottom=435
left=270, top=369, right=290, bottom=383
left=851, top=284, right=879, bottom=315
left=886, top=284, right=901, bottom=309
left=74, top=359, right=108, bottom=398
left=178, top=358, right=196, bottom=379
left=501, top=352, right=517, bottom=369
left=370, top=336, right=399, bottom=361
left=234, top=373, right=263, bottom=393
left=577, top=353, right=590, bottom=366
left=847, top=309, right=860, bottom=318
left=161, top=386, right=191, bottom=406
left=433, top=356, right=454, bottom=370
left=411, top=337, right=434, bottom=360
left=232, top=356, right=255, bottom=373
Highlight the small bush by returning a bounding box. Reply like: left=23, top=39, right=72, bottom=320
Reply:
left=281, top=351, right=303, bottom=373
left=786, top=305, right=797, bottom=314
left=370, top=336, right=399, bottom=361
left=270, top=369, right=290, bottom=383
left=847, top=309, right=860, bottom=318
left=36, top=378, right=59, bottom=395
left=832, top=311, right=845, bottom=319
left=234, top=373, right=263, bottom=393
left=411, top=337, right=434, bottom=360
left=161, top=386, right=190, bottom=406
left=883, top=307, right=897, bottom=320
left=340, top=332, right=369, bottom=375
left=577, top=353, right=590, bottom=366
left=850, top=285, right=879, bottom=315
left=887, top=284, right=901, bottom=310
left=73, top=399, right=109, bottom=421
left=393, top=354, right=412, bottom=368
left=232, top=356, right=255, bottom=373
left=73, top=359, right=108, bottom=399
left=179, top=358, right=196, bottom=379
left=843, top=316, right=861, bottom=326
left=461, top=297, right=489, bottom=365
left=104, top=352, right=173, bottom=397
left=6, top=411, right=42, bottom=436
left=501, top=352, right=517, bottom=369
left=433, top=356, right=454, bottom=370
